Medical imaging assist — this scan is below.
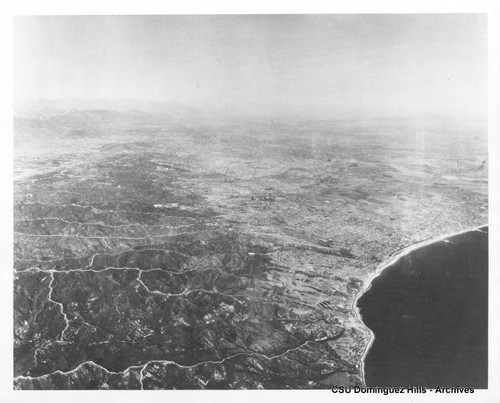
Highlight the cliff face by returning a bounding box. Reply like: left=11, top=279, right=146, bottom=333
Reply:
left=13, top=114, right=488, bottom=389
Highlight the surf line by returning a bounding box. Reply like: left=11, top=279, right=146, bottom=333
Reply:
left=351, top=223, right=487, bottom=387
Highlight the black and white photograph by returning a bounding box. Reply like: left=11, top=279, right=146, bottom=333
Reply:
left=1, top=1, right=499, bottom=401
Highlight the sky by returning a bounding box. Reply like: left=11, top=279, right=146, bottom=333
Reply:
left=13, top=14, right=487, bottom=119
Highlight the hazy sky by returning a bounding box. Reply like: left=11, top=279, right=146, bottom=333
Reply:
left=14, top=14, right=487, bottom=119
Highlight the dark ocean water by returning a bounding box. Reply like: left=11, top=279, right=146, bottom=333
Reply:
left=357, top=226, right=488, bottom=388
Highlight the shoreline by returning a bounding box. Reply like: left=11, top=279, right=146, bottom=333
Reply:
left=351, top=223, right=488, bottom=387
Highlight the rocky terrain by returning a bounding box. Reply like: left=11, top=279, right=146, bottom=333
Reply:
left=13, top=110, right=488, bottom=389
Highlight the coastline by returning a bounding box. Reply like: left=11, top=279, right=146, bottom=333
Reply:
left=352, top=223, right=488, bottom=387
